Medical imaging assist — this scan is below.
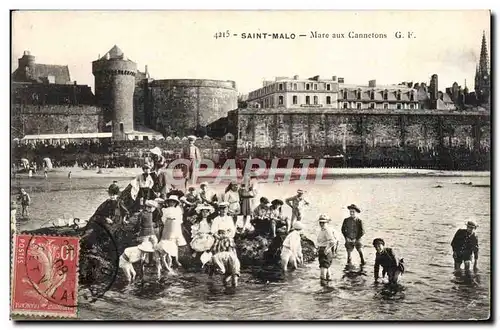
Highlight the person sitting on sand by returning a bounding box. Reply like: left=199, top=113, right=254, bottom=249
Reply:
left=317, top=214, right=339, bottom=281
left=341, top=204, right=365, bottom=265
left=251, top=197, right=271, bottom=236
left=451, top=220, right=479, bottom=273
left=198, top=182, right=218, bottom=207
left=285, top=189, right=309, bottom=229
left=280, top=222, right=304, bottom=272
left=373, top=238, right=405, bottom=284
left=211, top=202, right=236, bottom=254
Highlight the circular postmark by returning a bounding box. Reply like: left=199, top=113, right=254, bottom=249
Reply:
left=23, top=235, right=80, bottom=308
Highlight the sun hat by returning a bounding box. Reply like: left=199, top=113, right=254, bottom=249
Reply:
left=318, top=214, right=330, bottom=223
left=108, top=183, right=120, bottom=195
left=260, top=197, right=270, bottom=204
left=187, top=135, right=197, bottom=141
left=196, top=204, right=214, bottom=214
left=271, top=199, right=284, bottom=206
left=218, top=201, right=229, bottom=208
left=150, top=147, right=162, bottom=156
left=200, top=181, right=209, bottom=187
left=297, top=189, right=305, bottom=194
left=166, top=195, right=180, bottom=204
left=154, top=198, right=165, bottom=204
left=347, top=204, right=361, bottom=213
left=137, top=241, right=155, bottom=253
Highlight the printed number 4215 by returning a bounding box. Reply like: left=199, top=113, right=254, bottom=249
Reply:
left=214, top=31, right=230, bottom=39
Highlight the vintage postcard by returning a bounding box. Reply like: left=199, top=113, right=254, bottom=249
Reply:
left=10, top=10, right=491, bottom=321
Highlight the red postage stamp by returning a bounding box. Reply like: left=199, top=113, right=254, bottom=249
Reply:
left=11, top=234, right=80, bottom=318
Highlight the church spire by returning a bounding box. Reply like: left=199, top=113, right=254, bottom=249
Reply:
left=479, top=30, right=489, bottom=73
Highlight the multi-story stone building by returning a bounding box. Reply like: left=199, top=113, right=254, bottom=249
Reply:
left=337, top=79, right=420, bottom=110
left=247, top=75, right=339, bottom=109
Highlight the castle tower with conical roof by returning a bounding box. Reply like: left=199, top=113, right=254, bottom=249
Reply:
left=92, top=45, right=137, bottom=140
left=474, top=31, right=490, bottom=104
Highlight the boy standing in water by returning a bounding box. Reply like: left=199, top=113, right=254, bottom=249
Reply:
left=317, top=214, right=338, bottom=281
left=451, top=220, right=479, bottom=273
left=372, top=238, right=405, bottom=284
left=341, top=204, right=365, bottom=265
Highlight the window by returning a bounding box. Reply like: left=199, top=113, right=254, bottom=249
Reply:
left=143, top=136, right=148, bottom=141
left=314, top=96, right=318, bottom=104
left=415, top=103, right=419, bottom=109
left=343, top=102, right=349, bottom=109
left=410, top=92, right=415, bottom=101
left=279, top=83, right=283, bottom=91
left=343, top=91, right=348, bottom=99
left=326, top=84, right=331, bottom=91
left=383, top=90, right=388, bottom=100
left=119, top=123, right=124, bottom=132
left=293, top=95, right=298, bottom=104
left=306, top=96, right=310, bottom=105
left=306, top=84, right=310, bottom=90
left=279, top=95, right=284, bottom=105
left=314, top=84, right=318, bottom=90
left=326, top=96, right=331, bottom=104
left=293, top=83, right=297, bottom=90
left=397, top=90, right=401, bottom=101
left=370, top=102, right=375, bottom=109
left=357, top=90, right=362, bottom=100
left=397, top=103, right=402, bottom=110
left=357, top=103, right=362, bottom=109
left=410, top=103, right=415, bottom=109
left=383, top=103, right=389, bottom=109
left=370, top=91, right=375, bottom=100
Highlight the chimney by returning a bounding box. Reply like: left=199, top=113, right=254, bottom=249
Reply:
left=293, top=75, right=299, bottom=80
left=332, top=76, right=337, bottom=82
left=368, top=80, right=376, bottom=88
left=74, top=81, right=77, bottom=85
left=338, top=77, right=345, bottom=83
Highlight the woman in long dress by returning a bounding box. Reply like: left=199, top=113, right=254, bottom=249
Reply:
left=239, top=172, right=258, bottom=232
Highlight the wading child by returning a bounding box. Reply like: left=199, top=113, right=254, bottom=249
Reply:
left=138, top=200, right=159, bottom=246
left=251, top=197, right=271, bottom=236
left=285, top=189, right=309, bottom=229
left=157, top=195, right=186, bottom=272
left=341, top=204, right=365, bottom=265
left=280, top=222, right=304, bottom=272
left=317, top=214, right=339, bottom=281
left=373, top=238, right=405, bottom=284
left=119, top=241, right=156, bottom=283
left=190, top=204, right=216, bottom=267
left=451, top=220, right=479, bottom=273
left=211, top=202, right=236, bottom=253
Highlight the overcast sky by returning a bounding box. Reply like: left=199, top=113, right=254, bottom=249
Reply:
left=12, top=10, right=490, bottom=94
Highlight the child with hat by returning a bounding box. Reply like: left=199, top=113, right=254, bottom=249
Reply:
left=451, top=219, right=479, bottom=273
left=135, top=164, right=154, bottom=207
left=211, top=202, right=236, bottom=254
left=224, top=181, right=241, bottom=225
left=372, top=238, right=405, bottom=284
left=341, top=204, right=365, bottom=265
left=317, top=214, right=339, bottom=281
left=251, top=197, right=271, bottom=236
left=158, top=195, right=186, bottom=270
left=280, top=221, right=305, bottom=272
left=190, top=204, right=216, bottom=267
left=119, top=241, right=156, bottom=283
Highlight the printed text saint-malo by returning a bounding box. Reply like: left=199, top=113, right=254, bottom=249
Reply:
left=240, top=32, right=388, bottom=39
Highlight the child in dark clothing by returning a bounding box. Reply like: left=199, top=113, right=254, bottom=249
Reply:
left=372, top=238, right=405, bottom=284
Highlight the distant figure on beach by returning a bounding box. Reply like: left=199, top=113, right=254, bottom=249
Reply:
left=285, top=189, right=309, bottom=229
left=182, top=136, right=202, bottom=190
left=17, top=188, right=31, bottom=218
left=372, top=238, right=405, bottom=284
left=43, top=168, right=48, bottom=179
left=451, top=220, right=479, bottom=273
left=28, top=169, right=33, bottom=178
left=68, top=171, right=72, bottom=179
left=341, top=204, right=365, bottom=265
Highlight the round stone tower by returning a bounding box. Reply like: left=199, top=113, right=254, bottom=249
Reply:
left=18, top=51, right=36, bottom=80
left=92, top=45, right=137, bottom=140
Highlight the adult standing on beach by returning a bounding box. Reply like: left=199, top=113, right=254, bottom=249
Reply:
left=182, top=136, right=202, bottom=190
left=285, top=189, right=309, bottom=230
left=17, top=188, right=31, bottom=218
left=341, top=204, right=365, bottom=265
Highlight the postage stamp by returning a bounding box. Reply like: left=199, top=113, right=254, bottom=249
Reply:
left=11, top=234, right=79, bottom=318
